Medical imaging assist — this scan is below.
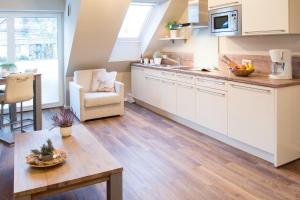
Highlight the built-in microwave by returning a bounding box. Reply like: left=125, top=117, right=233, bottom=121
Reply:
left=209, top=5, right=242, bottom=36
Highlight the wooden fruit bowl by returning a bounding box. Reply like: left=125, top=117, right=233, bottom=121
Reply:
left=230, top=68, right=255, bottom=77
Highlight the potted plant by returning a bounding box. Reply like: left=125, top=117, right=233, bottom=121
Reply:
left=0, top=63, right=17, bottom=76
left=153, top=51, right=163, bottom=65
left=166, top=21, right=178, bottom=39
left=51, top=108, right=75, bottom=137
left=31, top=139, right=55, bottom=161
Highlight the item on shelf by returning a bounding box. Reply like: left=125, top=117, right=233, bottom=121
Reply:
left=222, top=55, right=255, bottom=77
left=140, top=54, right=143, bottom=64
left=27, top=139, right=67, bottom=168
left=51, top=108, right=75, bottom=137
left=153, top=51, right=163, bottom=65
left=166, top=21, right=179, bottom=39
left=269, top=49, right=292, bottom=80
left=143, top=58, right=149, bottom=65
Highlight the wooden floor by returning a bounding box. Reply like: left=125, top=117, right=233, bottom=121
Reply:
left=1, top=103, right=300, bottom=200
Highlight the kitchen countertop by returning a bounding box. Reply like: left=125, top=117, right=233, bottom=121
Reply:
left=132, top=63, right=300, bottom=88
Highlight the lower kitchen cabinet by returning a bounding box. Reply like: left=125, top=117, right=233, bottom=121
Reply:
left=161, top=79, right=177, bottom=114
left=131, top=66, right=145, bottom=101
left=228, top=82, right=275, bottom=154
left=196, top=86, right=227, bottom=135
left=144, top=75, right=162, bottom=108
left=177, top=82, right=196, bottom=122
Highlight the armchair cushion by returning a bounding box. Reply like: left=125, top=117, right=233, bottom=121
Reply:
left=84, top=92, right=121, bottom=108
left=91, top=70, right=117, bottom=92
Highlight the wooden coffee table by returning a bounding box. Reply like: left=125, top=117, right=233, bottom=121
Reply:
left=14, top=124, right=123, bottom=200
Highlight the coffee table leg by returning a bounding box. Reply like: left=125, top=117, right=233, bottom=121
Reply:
left=107, top=172, right=122, bottom=200
left=14, top=195, right=32, bottom=200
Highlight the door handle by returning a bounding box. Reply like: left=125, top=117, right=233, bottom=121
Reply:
left=244, top=30, right=286, bottom=34
left=230, top=84, right=272, bottom=94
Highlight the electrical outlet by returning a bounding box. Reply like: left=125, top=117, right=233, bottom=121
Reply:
left=242, top=59, right=252, bottom=66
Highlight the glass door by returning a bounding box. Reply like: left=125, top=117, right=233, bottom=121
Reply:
left=0, top=18, right=7, bottom=63
left=0, top=13, right=63, bottom=109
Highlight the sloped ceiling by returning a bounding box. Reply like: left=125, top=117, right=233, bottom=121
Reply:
left=65, top=0, right=131, bottom=75
left=65, top=0, right=188, bottom=76
left=144, top=0, right=188, bottom=56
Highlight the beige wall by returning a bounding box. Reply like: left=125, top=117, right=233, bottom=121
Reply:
left=160, top=4, right=219, bottom=68
left=0, top=0, right=65, bottom=11
left=219, top=35, right=300, bottom=56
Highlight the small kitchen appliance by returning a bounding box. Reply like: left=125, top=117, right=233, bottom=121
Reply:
left=269, top=49, right=292, bottom=80
left=209, top=5, right=242, bottom=36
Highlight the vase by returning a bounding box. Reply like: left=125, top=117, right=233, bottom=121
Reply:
left=170, top=30, right=177, bottom=39
left=60, top=126, right=72, bottom=137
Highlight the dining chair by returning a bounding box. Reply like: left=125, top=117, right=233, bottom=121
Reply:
left=0, top=73, right=34, bottom=132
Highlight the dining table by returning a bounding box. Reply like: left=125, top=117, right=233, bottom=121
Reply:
left=0, top=73, right=42, bottom=144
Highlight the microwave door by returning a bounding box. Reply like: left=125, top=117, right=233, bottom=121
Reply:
left=213, top=15, right=229, bottom=32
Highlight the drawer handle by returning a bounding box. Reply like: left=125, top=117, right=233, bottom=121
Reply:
left=209, top=1, right=240, bottom=9
left=196, top=78, right=225, bottom=85
left=145, top=76, right=160, bottom=81
left=230, top=84, right=271, bottom=94
left=162, top=80, right=175, bottom=85
left=178, top=83, right=194, bottom=89
left=177, top=75, right=194, bottom=80
left=244, top=30, right=286, bottom=34
left=197, top=88, right=226, bottom=97
left=162, top=72, right=175, bottom=76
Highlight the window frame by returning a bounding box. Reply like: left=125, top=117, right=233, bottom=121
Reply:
left=0, top=12, right=64, bottom=109
left=118, top=2, right=156, bottom=41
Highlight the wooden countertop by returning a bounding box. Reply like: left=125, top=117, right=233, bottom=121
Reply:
left=132, top=63, right=300, bottom=88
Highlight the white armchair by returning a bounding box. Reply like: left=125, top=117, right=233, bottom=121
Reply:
left=69, top=69, right=124, bottom=122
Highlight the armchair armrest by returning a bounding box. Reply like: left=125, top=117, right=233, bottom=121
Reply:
left=69, top=81, right=84, bottom=120
left=114, top=81, right=124, bottom=100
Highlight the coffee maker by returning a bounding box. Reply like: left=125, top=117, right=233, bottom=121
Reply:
left=269, top=49, right=292, bottom=80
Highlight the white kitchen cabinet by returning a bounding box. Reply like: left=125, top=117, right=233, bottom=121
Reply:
left=177, top=82, right=196, bottom=122
left=208, top=0, right=241, bottom=10
left=196, top=86, right=227, bottom=135
left=131, top=66, right=145, bottom=101
left=228, top=82, right=275, bottom=154
left=242, top=0, right=300, bottom=35
left=161, top=79, right=177, bottom=114
left=144, top=75, right=162, bottom=108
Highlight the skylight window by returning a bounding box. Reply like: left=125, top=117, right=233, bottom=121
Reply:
left=118, top=3, right=154, bottom=39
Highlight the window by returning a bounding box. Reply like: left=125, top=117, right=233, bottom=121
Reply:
left=0, top=18, right=7, bottom=63
left=0, top=13, right=63, bottom=109
left=118, top=3, right=154, bottom=39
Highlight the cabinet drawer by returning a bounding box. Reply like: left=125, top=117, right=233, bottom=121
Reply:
left=161, top=71, right=176, bottom=80
left=195, top=76, right=227, bottom=91
left=144, top=68, right=161, bottom=78
left=176, top=73, right=195, bottom=84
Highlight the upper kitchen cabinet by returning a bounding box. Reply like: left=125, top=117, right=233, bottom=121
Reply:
left=243, top=0, right=300, bottom=35
left=208, top=0, right=241, bottom=10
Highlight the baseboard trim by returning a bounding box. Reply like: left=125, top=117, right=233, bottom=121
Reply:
left=135, top=100, right=274, bottom=164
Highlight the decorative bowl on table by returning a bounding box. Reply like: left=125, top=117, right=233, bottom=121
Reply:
left=26, top=139, right=67, bottom=168
left=26, top=149, right=67, bottom=168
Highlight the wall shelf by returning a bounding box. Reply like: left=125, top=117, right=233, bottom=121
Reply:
left=159, top=37, right=187, bottom=44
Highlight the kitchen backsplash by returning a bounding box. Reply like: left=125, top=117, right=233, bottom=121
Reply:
left=219, top=54, right=300, bottom=78
left=161, top=52, right=194, bottom=67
